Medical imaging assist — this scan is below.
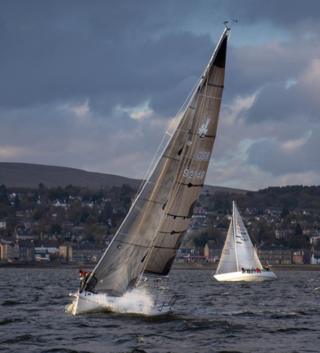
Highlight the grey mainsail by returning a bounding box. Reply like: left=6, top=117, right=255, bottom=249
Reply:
left=216, top=201, right=263, bottom=275
left=145, top=32, right=228, bottom=275
left=83, top=28, right=229, bottom=295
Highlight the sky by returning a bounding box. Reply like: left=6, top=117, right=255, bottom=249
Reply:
left=1, top=0, right=320, bottom=190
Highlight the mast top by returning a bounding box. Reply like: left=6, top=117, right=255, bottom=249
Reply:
left=223, top=19, right=238, bottom=32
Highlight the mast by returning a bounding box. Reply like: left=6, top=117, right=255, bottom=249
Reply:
left=232, top=201, right=240, bottom=272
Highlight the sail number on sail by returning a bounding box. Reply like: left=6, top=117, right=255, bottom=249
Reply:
left=183, top=169, right=206, bottom=179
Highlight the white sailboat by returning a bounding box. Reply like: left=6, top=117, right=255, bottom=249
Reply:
left=214, top=201, right=277, bottom=282
left=67, top=27, right=230, bottom=315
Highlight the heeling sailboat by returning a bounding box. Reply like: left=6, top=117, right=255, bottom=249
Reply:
left=68, top=27, right=230, bottom=315
left=214, top=201, right=277, bottom=282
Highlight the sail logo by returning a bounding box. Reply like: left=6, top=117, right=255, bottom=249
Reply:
left=198, top=118, right=210, bottom=138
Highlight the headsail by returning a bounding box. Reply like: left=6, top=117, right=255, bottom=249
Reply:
left=83, top=28, right=230, bottom=295
left=216, top=201, right=263, bottom=275
left=215, top=217, right=238, bottom=274
left=145, top=30, right=229, bottom=275
left=232, top=202, right=263, bottom=270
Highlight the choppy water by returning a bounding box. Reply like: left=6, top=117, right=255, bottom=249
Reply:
left=0, top=268, right=320, bottom=353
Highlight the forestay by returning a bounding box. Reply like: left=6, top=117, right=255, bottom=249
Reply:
left=83, top=28, right=230, bottom=295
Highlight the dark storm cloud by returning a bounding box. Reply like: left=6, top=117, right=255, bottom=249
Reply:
left=0, top=0, right=215, bottom=117
left=1, top=0, right=320, bottom=188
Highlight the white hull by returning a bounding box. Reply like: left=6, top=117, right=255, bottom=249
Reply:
left=66, top=290, right=173, bottom=316
left=214, top=270, right=277, bottom=282
left=66, top=291, right=105, bottom=315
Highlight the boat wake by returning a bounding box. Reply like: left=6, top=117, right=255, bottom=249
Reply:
left=66, top=288, right=174, bottom=316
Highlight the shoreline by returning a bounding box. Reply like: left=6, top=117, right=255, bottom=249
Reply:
left=173, top=262, right=320, bottom=271
left=1, top=262, right=320, bottom=271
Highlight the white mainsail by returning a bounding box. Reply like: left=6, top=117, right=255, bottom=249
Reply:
left=216, top=201, right=263, bottom=275
left=83, top=28, right=230, bottom=296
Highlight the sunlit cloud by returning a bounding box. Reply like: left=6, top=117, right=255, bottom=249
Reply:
left=115, top=101, right=154, bottom=121
left=0, top=145, right=31, bottom=159
left=60, top=99, right=91, bottom=123
left=280, top=131, right=312, bottom=152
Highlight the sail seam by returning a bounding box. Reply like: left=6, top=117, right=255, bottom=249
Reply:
left=141, top=197, right=163, bottom=205
left=207, top=83, right=224, bottom=88
left=198, top=93, right=222, bottom=100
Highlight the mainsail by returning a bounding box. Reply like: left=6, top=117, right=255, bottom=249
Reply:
left=145, top=31, right=228, bottom=275
left=84, top=28, right=230, bottom=295
left=216, top=201, right=263, bottom=275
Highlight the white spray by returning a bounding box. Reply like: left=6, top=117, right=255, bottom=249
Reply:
left=101, top=288, right=155, bottom=315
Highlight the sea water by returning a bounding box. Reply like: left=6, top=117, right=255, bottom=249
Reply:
left=0, top=268, right=320, bottom=353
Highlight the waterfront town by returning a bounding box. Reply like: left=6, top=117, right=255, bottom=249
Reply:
left=0, top=183, right=320, bottom=266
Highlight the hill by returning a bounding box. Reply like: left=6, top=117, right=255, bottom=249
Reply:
left=0, top=162, right=247, bottom=193
left=0, top=162, right=140, bottom=189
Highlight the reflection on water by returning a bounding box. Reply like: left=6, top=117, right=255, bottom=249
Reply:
left=0, top=268, right=320, bottom=353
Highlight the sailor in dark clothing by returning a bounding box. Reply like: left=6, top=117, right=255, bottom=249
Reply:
left=79, top=269, right=91, bottom=290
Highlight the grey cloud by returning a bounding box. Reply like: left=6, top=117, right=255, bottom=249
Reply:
left=245, top=76, right=320, bottom=124
left=245, top=83, right=304, bottom=123
left=247, top=128, right=320, bottom=176
left=0, top=1, right=215, bottom=120
left=222, top=0, right=320, bottom=28
left=1, top=0, right=320, bottom=188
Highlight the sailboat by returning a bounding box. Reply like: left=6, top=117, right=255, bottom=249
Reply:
left=214, top=201, right=277, bottom=282
left=68, top=27, right=230, bottom=315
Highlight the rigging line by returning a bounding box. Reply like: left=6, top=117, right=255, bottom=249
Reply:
left=135, top=133, right=169, bottom=197
left=134, top=38, right=216, bottom=199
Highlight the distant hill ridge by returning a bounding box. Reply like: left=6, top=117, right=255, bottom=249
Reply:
left=0, top=162, right=247, bottom=194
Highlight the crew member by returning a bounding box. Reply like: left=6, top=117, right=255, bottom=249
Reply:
left=79, top=269, right=91, bottom=289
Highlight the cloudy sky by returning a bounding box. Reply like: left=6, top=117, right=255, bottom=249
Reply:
left=1, top=0, right=320, bottom=190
